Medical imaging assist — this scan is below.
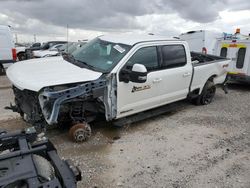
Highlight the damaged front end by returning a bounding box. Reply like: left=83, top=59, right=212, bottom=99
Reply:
left=39, top=79, right=106, bottom=125
left=9, top=78, right=109, bottom=129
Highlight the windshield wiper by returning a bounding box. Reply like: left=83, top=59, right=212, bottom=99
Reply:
left=63, top=53, right=103, bottom=72
left=75, top=59, right=96, bottom=69
left=62, top=53, right=86, bottom=68
left=62, top=52, right=76, bottom=63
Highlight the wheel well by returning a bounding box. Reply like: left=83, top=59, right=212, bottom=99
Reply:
left=17, top=52, right=25, bottom=55
left=208, top=75, right=217, bottom=82
left=198, top=75, right=217, bottom=95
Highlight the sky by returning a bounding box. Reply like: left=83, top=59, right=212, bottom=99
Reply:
left=0, top=0, right=250, bottom=43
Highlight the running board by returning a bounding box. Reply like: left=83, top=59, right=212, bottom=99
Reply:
left=112, top=100, right=187, bottom=127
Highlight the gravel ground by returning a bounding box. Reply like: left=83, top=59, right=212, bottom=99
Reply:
left=0, top=75, right=249, bottom=188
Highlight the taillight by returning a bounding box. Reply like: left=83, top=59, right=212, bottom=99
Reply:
left=202, top=47, right=207, bottom=54
left=12, top=48, right=17, bottom=61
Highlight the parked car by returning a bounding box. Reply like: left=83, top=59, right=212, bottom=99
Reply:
left=15, top=43, right=26, bottom=61
left=214, top=29, right=250, bottom=83
left=0, top=25, right=16, bottom=75
left=32, top=43, right=66, bottom=58
left=15, top=43, right=41, bottom=61
left=25, top=41, right=67, bottom=59
left=33, top=42, right=87, bottom=58
left=6, top=34, right=230, bottom=142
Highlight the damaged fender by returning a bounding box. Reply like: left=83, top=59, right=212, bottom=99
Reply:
left=38, top=79, right=106, bottom=125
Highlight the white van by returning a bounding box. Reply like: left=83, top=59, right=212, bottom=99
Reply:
left=0, top=25, right=16, bottom=75
left=179, top=30, right=223, bottom=54
left=214, top=31, right=250, bottom=83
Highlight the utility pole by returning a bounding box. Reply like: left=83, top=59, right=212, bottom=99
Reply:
left=33, top=34, right=36, bottom=43
left=66, top=24, right=69, bottom=53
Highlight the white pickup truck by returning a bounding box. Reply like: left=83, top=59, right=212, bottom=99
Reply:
left=6, top=34, right=230, bottom=142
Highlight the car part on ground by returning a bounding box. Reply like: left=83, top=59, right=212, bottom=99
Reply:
left=69, top=123, right=92, bottom=142
left=0, top=127, right=81, bottom=187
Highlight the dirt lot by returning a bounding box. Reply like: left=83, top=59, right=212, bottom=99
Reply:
left=0, top=75, right=249, bottom=188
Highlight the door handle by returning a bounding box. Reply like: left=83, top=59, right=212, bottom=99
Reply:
left=183, top=72, right=191, bottom=77
left=153, top=78, right=162, bottom=83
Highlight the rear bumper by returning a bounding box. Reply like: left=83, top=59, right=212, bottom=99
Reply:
left=227, top=73, right=250, bottom=83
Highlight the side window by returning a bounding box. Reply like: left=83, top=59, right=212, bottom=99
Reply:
left=126, top=46, right=158, bottom=71
left=220, top=47, right=227, bottom=57
left=236, top=48, right=246, bottom=69
left=161, top=45, right=186, bottom=69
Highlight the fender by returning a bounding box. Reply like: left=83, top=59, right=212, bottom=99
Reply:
left=39, top=79, right=106, bottom=125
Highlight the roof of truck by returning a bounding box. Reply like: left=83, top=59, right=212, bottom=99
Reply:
left=99, top=34, right=177, bottom=46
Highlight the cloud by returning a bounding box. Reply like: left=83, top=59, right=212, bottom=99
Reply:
left=0, top=0, right=233, bottom=31
left=0, top=0, right=249, bottom=42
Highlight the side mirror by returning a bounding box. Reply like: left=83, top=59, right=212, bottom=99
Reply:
left=120, top=64, right=148, bottom=83
left=130, top=64, right=147, bottom=83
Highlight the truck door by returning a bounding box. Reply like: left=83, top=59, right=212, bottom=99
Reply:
left=116, top=44, right=192, bottom=119
left=220, top=43, right=248, bottom=75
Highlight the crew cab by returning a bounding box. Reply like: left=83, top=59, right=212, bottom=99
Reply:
left=6, top=34, right=230, bottom=142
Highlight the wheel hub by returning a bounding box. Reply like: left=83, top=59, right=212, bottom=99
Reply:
left=69, top=123, right=91, bottom=142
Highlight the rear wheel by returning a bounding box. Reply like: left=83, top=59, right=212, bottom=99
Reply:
left=193, top=81, right=216, bottom=105
left=69, top=122, right=92, bottom=142
left=17, top=52, right=26, bottom=61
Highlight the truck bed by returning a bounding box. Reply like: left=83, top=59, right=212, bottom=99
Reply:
left=190, top=52, right=230, bottom=94
left=191, top=51, right=226, bottom=64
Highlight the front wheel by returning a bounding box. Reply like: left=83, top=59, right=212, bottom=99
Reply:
left=193, top=81, right=216, bottom=105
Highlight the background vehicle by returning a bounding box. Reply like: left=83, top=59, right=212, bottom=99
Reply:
left=25, top=41, right=66, bottom=59
left=6, top=34, right=230, bottom=142
left=0, top=127, right=81, bottom=187
left=33, top=42, right=87, bottom=58
left=179, top=30, right=223, bottom=54
left=0, top=25, right=16, bottom=75
left=15, top=43, right=27, bottom=61
left=15, top=43, right=41, bottom=61
left=214, top=29, right=250, bottom=83
left=33, top=43, right=66, bottom=58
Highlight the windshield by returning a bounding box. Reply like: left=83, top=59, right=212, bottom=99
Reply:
left=66, top=42, right=86, bottom=54
left=71, top=38, right=131, bottom=72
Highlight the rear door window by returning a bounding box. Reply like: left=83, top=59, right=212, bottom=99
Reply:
left=236, top=48, right=246, bottom=69
left=220, top=47, right=227, bottom=57
left=161, top=45, right=187, bottom=69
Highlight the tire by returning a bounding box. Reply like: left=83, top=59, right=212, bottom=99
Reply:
left=33, top=154, right=55, bottom=183
left=0, top=64, right=5, bottom=76
left=17, top=52, right=26, bottom=61
left=193, top=81, right=216, bottom=105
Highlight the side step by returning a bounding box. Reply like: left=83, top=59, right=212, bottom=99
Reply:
left=112, top=100, right=187, bottom=127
